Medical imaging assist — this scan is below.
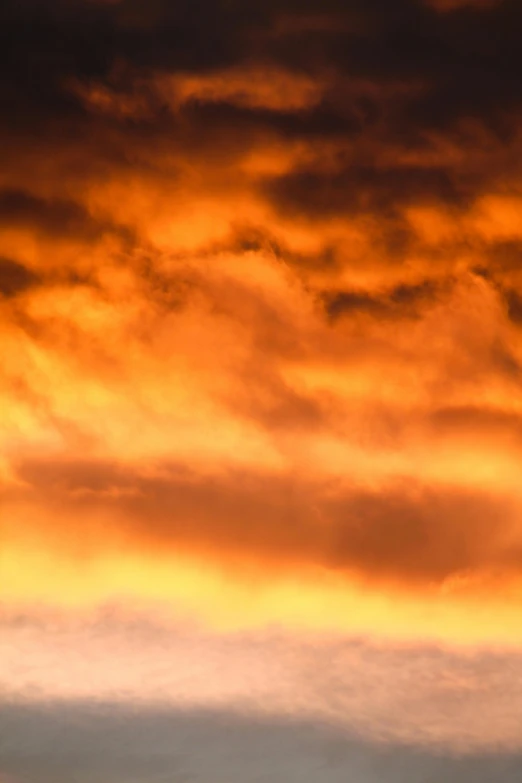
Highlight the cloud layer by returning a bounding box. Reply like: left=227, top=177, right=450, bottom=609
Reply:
left=2, top=0, right=522, bottom=642
left=3, top=608, right=522, bottom=757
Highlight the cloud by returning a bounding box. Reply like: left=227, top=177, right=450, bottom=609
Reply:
left=2, top=0, right=522, bottom=646
left=3, top=456, right=521, bottom=588
left=6, top=5, right=522, bottom=782
left=3, top=609, right=522, bottom=759
left=0, top=258, right=40, bottom=298
left=3, top=698, right=521, bottom=783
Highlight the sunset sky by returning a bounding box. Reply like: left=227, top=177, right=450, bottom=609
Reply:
left=2, top=0, right=522, bottom=780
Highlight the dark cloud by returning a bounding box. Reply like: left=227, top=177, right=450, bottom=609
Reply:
left=0, top=257, right=40, bottom=298
left=262, top=164, right=470, bottom=221
left=505, top=289, right=522, bottom=325
left=1, top=699, right=521, bottom=783
left=183, top=99, right=365, bottom=144
left=2, top=0, right=522, bottom=264
left=324, top=279, right=445, bottom=321
left=0, top=189, right=111, bottom=241
left=7, top=457, right=521, bottom=587
left=323, top=485, right=513, bottom=582
left=3, top=0, right=522, bottom=135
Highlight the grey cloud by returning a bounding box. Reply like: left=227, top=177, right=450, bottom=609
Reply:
left=1, top=699, right=521, bottom=783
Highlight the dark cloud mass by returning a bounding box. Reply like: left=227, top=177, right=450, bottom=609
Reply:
left=1, top=700, right=522, bottom=783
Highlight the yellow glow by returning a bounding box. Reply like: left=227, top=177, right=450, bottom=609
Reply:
left=2, top=539, right=522, bottom=648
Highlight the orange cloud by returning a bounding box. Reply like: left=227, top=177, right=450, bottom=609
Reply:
left=2, top=0, right=522, bottom=651
left=74, top=66, right=327, bottom=116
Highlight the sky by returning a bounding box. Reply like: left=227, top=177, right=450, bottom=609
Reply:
left=2, top=0, right=522, bottom=780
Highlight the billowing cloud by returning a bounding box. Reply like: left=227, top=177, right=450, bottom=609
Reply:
left=2, top=0, right=522, bottom=648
